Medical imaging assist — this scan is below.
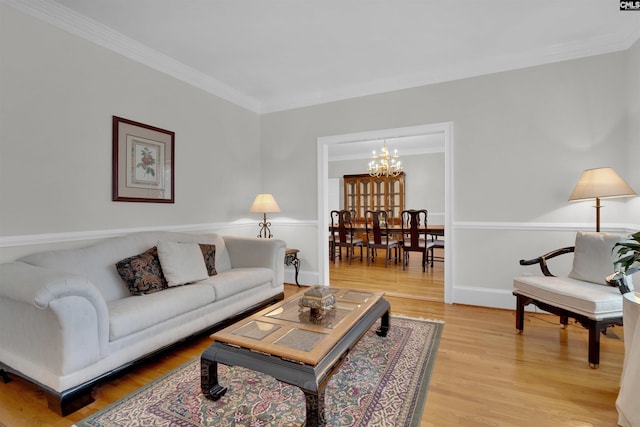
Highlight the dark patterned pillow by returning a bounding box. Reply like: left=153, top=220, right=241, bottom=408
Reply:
left=199, top=244, right=217, bottom=276
left=116, top=246, right=168, bottom=295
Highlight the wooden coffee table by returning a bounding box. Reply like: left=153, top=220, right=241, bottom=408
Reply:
left=201, top=287, right=390, bottom=426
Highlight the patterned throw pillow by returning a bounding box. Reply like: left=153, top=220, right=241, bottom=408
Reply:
left=116, top=246, right=168, bottom=295
left=199, top=244, right=217, bottom=276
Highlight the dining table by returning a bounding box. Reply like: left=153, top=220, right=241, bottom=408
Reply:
left=330, top=224, right=444, bottom=237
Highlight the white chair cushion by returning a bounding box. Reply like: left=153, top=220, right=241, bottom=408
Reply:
left=513, top=275, right=623, bottom=319
left=569, top=231, right=626, bottom=285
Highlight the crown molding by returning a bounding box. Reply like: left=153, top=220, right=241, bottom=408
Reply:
left=2, top=0, right=262, bottom=113
left=260, top=24, right=640, bottom=113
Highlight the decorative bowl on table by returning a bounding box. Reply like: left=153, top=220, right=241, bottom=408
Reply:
left=299, top=286, right=336, bottom=320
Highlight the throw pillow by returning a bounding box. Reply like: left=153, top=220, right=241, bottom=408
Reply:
left=116, top=246, right=168, bottom=295
left=568, top=231, right=626, bottom=285
left=157, top=240, right=209, bottom=287
left=199, top=243, right=217, bottom=276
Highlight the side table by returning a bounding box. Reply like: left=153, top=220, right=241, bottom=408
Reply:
left=284, top=248, right=301, bottom=286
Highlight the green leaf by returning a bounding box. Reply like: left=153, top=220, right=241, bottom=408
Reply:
left=612, top=231, right=640, bottom=275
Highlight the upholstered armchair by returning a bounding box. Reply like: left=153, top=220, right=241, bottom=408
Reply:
left=513, top=231, right=629, bottom=368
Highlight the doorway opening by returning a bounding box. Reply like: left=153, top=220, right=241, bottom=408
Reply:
left=317, top=122, right=453, bottom=303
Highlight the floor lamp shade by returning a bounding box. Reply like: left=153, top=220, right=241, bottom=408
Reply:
left=568, top=167, right=637, bottom=232
left=249, top=193, right=280, bottom=238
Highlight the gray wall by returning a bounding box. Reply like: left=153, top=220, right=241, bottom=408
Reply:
left=2, top=3, right=639, bottom=307
left=261, top=42, right=640, bottom=307
left=0, top=5, right=263, bottom=260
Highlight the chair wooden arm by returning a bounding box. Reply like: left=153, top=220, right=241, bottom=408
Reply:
left=519, top=246, right=575, bottom=277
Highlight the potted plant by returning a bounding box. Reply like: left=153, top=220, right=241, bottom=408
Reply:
left=610, top=231, right=640, bottom=294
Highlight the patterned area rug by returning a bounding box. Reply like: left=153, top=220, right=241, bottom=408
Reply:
left=74, top=317, right=443, bottom=427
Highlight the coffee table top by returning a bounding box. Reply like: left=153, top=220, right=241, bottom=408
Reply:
left=211, top=287, right=384, bottom=365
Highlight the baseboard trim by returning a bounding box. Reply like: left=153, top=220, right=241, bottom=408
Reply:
left=452, top=286, right=516, bottom=310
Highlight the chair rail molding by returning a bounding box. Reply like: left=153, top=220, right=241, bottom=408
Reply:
left=3, top=220, right=636, bottom=249
left=454, top=221, right=640, bottom=233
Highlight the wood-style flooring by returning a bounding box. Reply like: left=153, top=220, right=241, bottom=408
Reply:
left=0, top=248, right=624, bottom=426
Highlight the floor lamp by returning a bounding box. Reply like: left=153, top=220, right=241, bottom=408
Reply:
left=249, top=193, right=281, bottom=238
left=568, top=167, right=637, bottom=232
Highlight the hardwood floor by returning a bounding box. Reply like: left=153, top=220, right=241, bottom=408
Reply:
left=330, top=250, right=624, bottom=427
left=0, top=251, right=624, bottom=426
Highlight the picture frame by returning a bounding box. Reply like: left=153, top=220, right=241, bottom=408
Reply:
left=112, top=116, right=175, bottom=203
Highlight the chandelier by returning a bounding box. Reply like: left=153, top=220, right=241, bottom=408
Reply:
left=368, top=140, right=402, bottom=177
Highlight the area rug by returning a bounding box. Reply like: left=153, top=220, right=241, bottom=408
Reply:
left=74, top=316, right=443, bottom=427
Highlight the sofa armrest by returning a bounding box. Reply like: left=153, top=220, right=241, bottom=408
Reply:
left=223, top=237, right=286, bottom=285
left=519, top=246, right=575, bottom=277
left=0, top=262, right=110, bottom=386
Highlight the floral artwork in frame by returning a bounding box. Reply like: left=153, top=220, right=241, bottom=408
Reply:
left=112, top=116, right=174, bottom=203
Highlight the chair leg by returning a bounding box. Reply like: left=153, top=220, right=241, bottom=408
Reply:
left=588, top=322, right=603, bottom=369
left=515, top=295, right=525, bottom=333
left=560, top=316, right=569, bottom=329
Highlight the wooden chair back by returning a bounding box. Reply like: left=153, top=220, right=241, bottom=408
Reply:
left=331, top=209, right=356, bottom=244
left=401, top=209, right=428, bottom=251
left=365, top=210, right=392, bottom=245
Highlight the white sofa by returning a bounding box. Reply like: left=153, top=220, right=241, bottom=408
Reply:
left=0, top=231, right=285, bottom=415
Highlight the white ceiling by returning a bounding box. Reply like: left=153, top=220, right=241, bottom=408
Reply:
left=327, top=134, right=444, bottom=162
left=7, top=0, right=640, bottom=114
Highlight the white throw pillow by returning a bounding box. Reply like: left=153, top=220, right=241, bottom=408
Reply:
left=156, top=241, right=209, bottom=287
left=568, top=231, right=625, bottom=285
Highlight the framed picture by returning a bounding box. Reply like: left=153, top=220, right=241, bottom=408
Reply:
left=112, top=116, right=174, bottom=203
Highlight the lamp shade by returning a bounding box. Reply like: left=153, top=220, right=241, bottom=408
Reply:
left=568, top=167, right=637, bottom=201
left=249, top=193, right=281, bottom=213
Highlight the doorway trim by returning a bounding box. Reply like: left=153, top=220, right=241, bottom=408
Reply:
left=317, top=122, right=454, bottom=303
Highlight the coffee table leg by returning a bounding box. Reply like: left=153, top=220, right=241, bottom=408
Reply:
left=376, top=310, right=390, bottom=337
left=200, top=358, right=227, bottom=401
left=304, top=389, right=326, bottom=426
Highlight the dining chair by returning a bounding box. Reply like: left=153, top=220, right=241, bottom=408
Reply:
left=364, top=210, right=399, bottom=267
left=401, top=209, right=435, bottom=272
left=429, top=233, right=445, bottom=263
left=330, top=210, right=364, bottom=264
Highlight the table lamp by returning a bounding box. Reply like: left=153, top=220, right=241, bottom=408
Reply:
left=568, top=167, right=637, bottom=232
left=249, top=193, right=280, bottom=238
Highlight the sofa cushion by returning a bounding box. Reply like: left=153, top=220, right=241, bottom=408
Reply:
left=115, top=246, right=168, bottom=295
left=199, top=244, right=217, bottom=276
left=203, top=267, right=274, bottom=300
left=514, top=275, right=623, bottom=319
left=569, top=231, right=625, bottom=285
left=157, top=241, right=209, bottom=287
left=107, top=283, right=217, bottom=340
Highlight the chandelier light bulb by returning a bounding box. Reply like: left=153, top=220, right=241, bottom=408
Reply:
left=367, top=140, right=402, bottom=177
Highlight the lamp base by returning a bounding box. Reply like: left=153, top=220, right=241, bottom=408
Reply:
left=257, top=213, right=273, bottom=238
